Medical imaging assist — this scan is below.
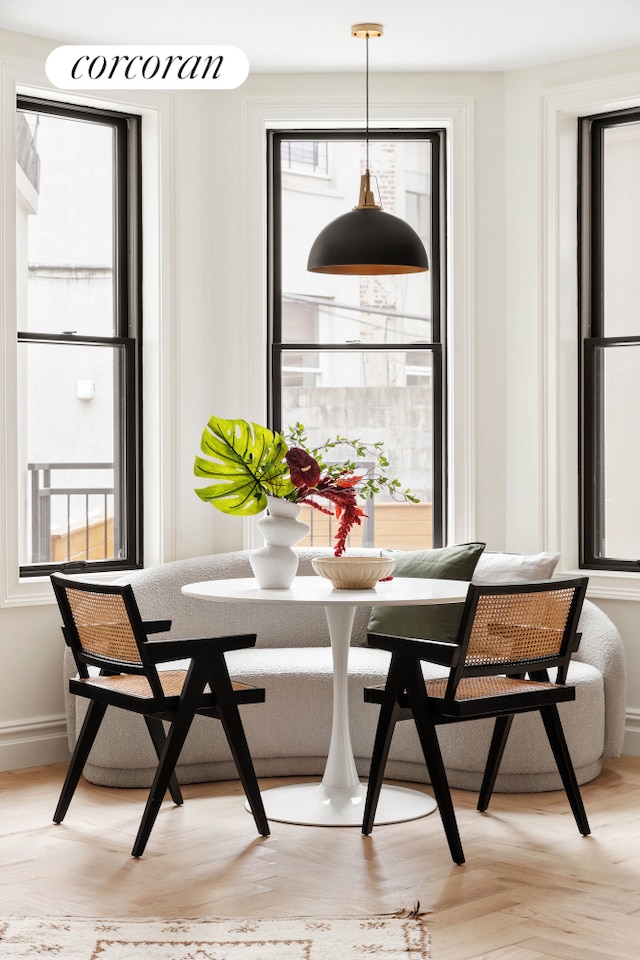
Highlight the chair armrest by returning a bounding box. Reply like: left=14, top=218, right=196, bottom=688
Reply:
left=146, top=633, right=258, bottom=663
left=142, top=619, right=172, bottom=635
left=367, top=632, right=461, bottom=667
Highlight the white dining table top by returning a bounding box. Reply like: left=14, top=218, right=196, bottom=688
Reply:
left=181, top=575, right=469, bottom=607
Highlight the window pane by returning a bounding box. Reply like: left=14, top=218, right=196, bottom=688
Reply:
left=280, top=349, right=435, bottom=550
left=594, top=343, right=640, bottom=561
left=16, top=109, right=115, bottom=336
left=280, top=138, right=433, bottom=344
left=18, top=341, right=128, bottom=567
left=602, top=122, right=640, bottom=336
left=281, top=140, right=328, bottom=175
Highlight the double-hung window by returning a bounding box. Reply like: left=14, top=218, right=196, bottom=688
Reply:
left=268, top=129, right=446, bottom=550
left=579, top=107, right=640, bottom=570
left=16, top=96, right=142, bottom=577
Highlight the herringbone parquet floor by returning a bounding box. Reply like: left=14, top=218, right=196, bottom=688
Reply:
left=1, top=757, right=638, bottom=959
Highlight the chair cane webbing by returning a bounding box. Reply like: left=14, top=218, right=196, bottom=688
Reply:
left=464, top=588, right=574, bottom=667
left=425, top=675, right=563, bottom=701
left=66, top=588, right=141, bottom=664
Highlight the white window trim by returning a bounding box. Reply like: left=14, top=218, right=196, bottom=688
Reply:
left=239, top=94, right=476, bottom=550
left=541, top=71, right=640, bottom=601
left=0, top=55, right=178, bottom=606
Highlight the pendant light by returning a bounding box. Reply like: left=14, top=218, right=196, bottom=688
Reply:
left=307, top=23, right=429, bottom=276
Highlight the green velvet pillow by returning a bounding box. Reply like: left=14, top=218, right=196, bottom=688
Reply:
left=367, top=542, right=486, bottom=644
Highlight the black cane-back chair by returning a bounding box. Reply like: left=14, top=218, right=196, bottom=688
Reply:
left=362, top=577, right=590, bottom=864
left=51, top=573, right=269, bottom=857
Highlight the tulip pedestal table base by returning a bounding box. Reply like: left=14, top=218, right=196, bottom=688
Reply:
left=255, top=602, right=437, bottom=826
left=256, top=782, right=436, bottom=827
left=181, top=575, right=468, bottom=827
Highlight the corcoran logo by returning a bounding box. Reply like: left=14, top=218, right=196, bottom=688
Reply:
left=46, top=45, right=250, bottom=90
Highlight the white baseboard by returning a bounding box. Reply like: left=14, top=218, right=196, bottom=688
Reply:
left=0, top=714, right=69, bottom=772
left=623, top=707, right=640, bottom=758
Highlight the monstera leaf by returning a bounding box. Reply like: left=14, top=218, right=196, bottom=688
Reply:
left=194, top=415, right=294, bottom=516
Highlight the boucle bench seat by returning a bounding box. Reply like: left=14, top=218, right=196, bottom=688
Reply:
left=61, top=548, right=626, bottom=794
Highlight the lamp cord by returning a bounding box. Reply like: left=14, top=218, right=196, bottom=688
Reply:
left=365, top=32, right=370, bottom=171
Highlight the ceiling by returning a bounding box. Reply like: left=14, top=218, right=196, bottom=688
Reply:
left=2, top=0, right=640, bottom=73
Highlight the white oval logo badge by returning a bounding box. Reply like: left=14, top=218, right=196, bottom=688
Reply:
left=46, top=45, right=249, bottom=90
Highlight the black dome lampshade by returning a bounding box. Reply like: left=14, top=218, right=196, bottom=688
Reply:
left=306, top=24, right=429, bottom=277
left=307, top=172, right=429, bottom=275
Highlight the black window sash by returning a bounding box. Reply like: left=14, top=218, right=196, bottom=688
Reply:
left=579, top=107, right=640, bottom=570
left=267, top=128, right=447, bottom=546
left=16, top=96, right=142, bottom=576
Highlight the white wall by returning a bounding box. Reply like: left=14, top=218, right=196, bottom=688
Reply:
left=503, top=46, right=640, bottom=754
left=0, top=26, right=638, bottom=769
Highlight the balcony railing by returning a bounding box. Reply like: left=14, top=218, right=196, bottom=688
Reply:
left=28, top=462, right=115, bottom=564
left=27, top=463, right=432, bottom=564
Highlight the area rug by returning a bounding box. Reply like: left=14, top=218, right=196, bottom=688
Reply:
left=0, top=909, right=430, bottom=959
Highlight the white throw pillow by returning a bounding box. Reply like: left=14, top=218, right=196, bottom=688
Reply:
left=472, top=551, right=560, bottom=585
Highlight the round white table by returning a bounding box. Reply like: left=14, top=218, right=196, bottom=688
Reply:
left=181, top=575, right=468, bottom=827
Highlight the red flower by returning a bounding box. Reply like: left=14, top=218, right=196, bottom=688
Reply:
left=285, top=451, right=370, bottom=555
left=335, top=474, right=361, bottom=488
left=285, top=447, right=321, bottom=488
left=298, top=483, right=367, bottom=556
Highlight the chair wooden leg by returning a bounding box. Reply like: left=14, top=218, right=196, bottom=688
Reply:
left=132, top=707, right=198, bottom=858
left=54, top=699, right=107, bottom=824
left=404, top=664, right=465, bottom=865
left=362, top=655, right=405, bottom=836
left=478, top=714, right=514, bottom=812
left=216, top=703, right=269, bottom=837
left=208, top=655, right=269, bottom=837
left=144, top=716, right=184, bottom=806
left=540, top=705, right=591, bottom=836
left=132, top=660, right=210, bottom=857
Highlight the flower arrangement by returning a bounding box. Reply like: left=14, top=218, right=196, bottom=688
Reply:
left=194, top=416, right=417, bottom=556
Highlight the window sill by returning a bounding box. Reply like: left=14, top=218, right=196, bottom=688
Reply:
left=560, top=567, right=640, bottom=602
left=2, top=568, right=128, bottom=607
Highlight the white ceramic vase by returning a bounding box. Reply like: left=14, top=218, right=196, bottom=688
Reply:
left=249, top=495, right=310, bottom=589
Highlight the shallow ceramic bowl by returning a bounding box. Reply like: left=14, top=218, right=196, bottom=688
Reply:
left=312, top=555, right=396, bottom=589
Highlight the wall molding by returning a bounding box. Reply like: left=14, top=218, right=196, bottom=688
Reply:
left=0, top=714, right=69, bottom=772
left=623, top=707, right=640, bottom=758
left=0, top=54, right=177, bottom=606
left=540, top=71, right=640, bottom=584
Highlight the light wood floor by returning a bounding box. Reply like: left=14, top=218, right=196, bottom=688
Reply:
left=1, top=757, right=639, bottom=959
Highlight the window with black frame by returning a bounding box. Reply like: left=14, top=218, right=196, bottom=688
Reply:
left=16, top=96, right=142, bottom=576
left=579, top=107, right=640, bottom=571
left=268, top=129, right=446, bottom=551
